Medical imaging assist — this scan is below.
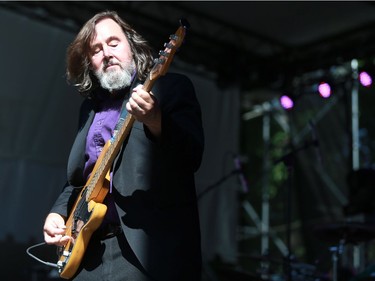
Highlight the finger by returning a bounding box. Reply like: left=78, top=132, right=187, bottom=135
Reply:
left=127, top=99, right=144, bottom=116
left=44, top=234, right=71, bottom=246
left=59, top=235, right=72, bottom=245
left=55, top=222, right=67, bottom=229
left=44, top=223, right=66, bottom=235
left=44, top=233, right=61, bottom=245
left=142, top=90, right=156, bottom=103
left=128, top=97, right=142, bottom=110
left=133, top=84, right=143, bottom=91
left=131, top=91, right=147, bottom=106
left=135, top=94, right=156, bottom=113
left=133, top=86, right=155, bottom=102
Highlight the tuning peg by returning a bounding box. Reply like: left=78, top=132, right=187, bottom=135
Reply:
left=159, top=50, right=169, bottom=57
left=164, top=42, right=174, bottom=49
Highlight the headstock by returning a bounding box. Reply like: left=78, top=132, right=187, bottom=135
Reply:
left=147, top=19, right=190, bottom=85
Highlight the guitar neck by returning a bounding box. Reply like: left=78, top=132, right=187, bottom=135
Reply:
left=85, top=112, right=135, bottom=202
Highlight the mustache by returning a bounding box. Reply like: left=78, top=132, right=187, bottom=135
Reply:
left=103, top=59, right=121, bottom=70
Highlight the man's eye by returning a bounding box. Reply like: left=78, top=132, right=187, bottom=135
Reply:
left=93, top=48, right=101, bottom=55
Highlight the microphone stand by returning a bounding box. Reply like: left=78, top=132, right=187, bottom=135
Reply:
left=197, top=168, right=242, bottom=200
left=274, top=138, right=317, bottom=281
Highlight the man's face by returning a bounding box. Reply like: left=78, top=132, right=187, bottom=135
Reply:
left=90, top=18, right=135, bottom=91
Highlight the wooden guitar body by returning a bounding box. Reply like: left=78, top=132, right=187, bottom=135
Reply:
left=58, top=200, right=107, bottom=279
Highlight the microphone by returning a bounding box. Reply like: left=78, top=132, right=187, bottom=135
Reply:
left=309, top=120, right=323, bottom=165
left=233, top=154, right=249, bottom=193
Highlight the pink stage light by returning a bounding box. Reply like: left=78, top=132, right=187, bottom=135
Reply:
left=359, top=71, right=372, bottom=87
left=318, top=82, right=331, bottom=98
left=280, top=95, right=294, bottom=110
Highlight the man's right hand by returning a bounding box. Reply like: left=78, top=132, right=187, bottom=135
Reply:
left=43, top=213, right=72, bottom=246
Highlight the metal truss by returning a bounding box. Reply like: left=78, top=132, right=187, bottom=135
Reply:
left=2, top=1, right=375, bottom=93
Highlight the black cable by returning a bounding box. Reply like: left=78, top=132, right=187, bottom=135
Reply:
left=26, top=242, right=59, bottom=269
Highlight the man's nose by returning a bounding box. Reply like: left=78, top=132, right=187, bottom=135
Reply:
left=102, top=45, right=112, bottom=57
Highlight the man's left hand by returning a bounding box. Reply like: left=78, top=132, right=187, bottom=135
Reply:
left=126, top=84, right=161, bottom=138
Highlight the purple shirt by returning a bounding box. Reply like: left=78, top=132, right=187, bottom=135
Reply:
left=83, top=97, right=123, bottom=180
left=83, top=94, right=124, bottom=225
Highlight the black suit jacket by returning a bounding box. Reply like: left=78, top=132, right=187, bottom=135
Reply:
left=50, top=73, right=204, bottom=281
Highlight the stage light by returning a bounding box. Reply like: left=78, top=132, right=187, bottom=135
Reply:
left=318, top=82, right=331, bottom=98
left=359, top=71, right=372, bottom=87
left=279, top=94, right=294, bottom=110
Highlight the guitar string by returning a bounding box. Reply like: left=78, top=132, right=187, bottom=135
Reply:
left=85, top=124, right=121, bottom=201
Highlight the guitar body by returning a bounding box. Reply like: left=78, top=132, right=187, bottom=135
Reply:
left=58, top=199, right=107, bottom=279
left=57, top=150, right=112, bottom=279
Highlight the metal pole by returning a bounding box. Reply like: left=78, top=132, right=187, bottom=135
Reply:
left=261, top=108, right=271, bottom=255
left=351, top=59, right=360, bottom=170
left=242, top=99, right=289, bottom=257
left=351, top=59, right=365, bottom=272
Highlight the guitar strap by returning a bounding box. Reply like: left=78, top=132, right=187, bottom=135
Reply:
left=111, top=101, right=128, bottom=142
left=109, top=76, right=141, bottom=192
left=111, top=73, right=139, bottom=141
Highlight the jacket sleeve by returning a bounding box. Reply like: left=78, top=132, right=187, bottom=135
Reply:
left=152, top=73, right=204, bottom=172
left=49, top=183, right=80, bottom=217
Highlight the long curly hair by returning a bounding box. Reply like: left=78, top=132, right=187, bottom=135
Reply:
left=66, top=11, right=154, bottom=96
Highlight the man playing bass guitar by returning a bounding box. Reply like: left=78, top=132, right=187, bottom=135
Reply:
left=43, top=10, right=204, bottom=281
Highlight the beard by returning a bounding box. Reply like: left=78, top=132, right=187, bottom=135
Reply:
left=95, top=59, right=136, bottom=92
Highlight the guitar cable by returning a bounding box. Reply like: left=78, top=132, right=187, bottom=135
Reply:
left=26, top=242, right=59, bottom=268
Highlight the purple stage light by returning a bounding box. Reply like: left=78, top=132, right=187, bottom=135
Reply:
left=318, top=82, right=331, bottom=98
left=280, top=95, right=294, bottom=110
left=359, top=71, right=372, bottom=87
